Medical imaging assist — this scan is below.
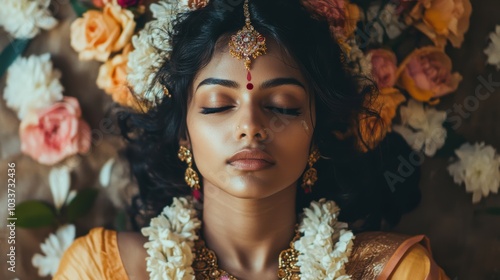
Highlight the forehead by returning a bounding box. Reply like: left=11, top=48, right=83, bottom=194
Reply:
left=193, top=39, right=306, bottom=87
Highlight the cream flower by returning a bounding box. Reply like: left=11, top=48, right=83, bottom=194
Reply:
left=448, top=143, right=500, bottom=203
left=484, top=25, right=500, bottom=70
left=32, top=224, right=76, bottom=277
left=393, top=99, right=447, bottom=157
left=49, top=166, right=71, bottom=210
left=141, top=197, right=201, bottom=280
left=127, top=0, right=198, bottom=104
left=0, top=0, right=57, bottom=39
left=2, top=53, right=63, bottom=120
left=294, top=199, right=354, bottom=280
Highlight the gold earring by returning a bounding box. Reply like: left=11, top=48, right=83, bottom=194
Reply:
left=178, top=146, right=200, bottom=190
left=301, top=147, right=320, bottom=193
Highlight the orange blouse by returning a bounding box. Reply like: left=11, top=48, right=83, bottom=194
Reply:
left=54, top=227, right=449, bottom=280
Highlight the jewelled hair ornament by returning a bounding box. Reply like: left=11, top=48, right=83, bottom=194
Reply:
left=228, top=0, right=266, bottom=90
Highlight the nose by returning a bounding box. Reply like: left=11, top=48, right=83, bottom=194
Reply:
left=234, top=106, right=269, bottom=142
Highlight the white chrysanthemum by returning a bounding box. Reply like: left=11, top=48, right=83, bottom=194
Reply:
left=484, top=25, right=500, bottom=70
left=141, top=197, right=201, bottom=280
left=365, top=3, right=407, bottom=44
left=448, top=143, right=500, bottom=203
left=127, top=0, right=192, bottom=104
left=31, top=224, right=76, bottom=277
left=3, top=53, right=63, bottom=119
left=0, top=0, right=57, bottom=39
left=393, top=99, right=447, bottom=157
left=294, top=199, right=354, bottom=280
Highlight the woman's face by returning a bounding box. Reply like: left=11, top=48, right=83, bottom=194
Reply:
left=185, top=40, right=315, bottom=199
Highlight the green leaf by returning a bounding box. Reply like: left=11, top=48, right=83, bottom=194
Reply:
left=0, top=39, right=30, bottom=79
left=66, top=188, right=99, bottom=223
left=70, top=0, right=90, bottom=17
left=14, top=201, right=57, bottom=228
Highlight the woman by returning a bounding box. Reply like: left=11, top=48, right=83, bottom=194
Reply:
left=55, top=0, right=449, bottom=279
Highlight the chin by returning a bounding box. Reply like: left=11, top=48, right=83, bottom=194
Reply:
left=217, top=175, right=295, bottom=199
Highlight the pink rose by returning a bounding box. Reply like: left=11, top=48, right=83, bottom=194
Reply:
left=397, top=46, right=462, bottom=104
left=368, top=49, right=398, bottom=89
left=20, top=97, right=91, bottom=165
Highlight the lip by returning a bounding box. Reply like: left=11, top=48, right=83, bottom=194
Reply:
left=227, top=149, right=275, bottom=171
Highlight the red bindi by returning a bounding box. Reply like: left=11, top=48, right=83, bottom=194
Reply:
left=246, top=71, right=253, bottom=90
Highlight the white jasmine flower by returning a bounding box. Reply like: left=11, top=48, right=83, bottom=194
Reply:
left=141, top=197, right=201, bottom=280
left=484, top=25, right=500, bottom=70
left=142, top=197, right=353, bottom=279
left=294, top=199, right=354, bottom=280
left=393, top=99, right=447, bottom=157
left=344, top=39, right=372, bottom=78
left=0, top=0, right=57, bottom=39
left=448, top=143, right=500, bottom=203
left=127, top=0, right=193, bottom=104
left=49, top=166, right=71, bottom=210
left=32, top=224, right=76, bottom=277
left=3, top=53, right=63, bottom=119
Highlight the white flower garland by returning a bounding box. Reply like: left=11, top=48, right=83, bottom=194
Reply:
left=141, top=197, right=354, bottom=280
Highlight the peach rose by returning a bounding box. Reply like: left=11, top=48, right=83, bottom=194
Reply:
left=406, top=0, right=472, bottom=48
left=367, top=49, right=398, bottom=89
left=357, top=88, right=406, bottom=152
left=70, top=2, right=136, bottom=61
left=301, top=0, right=360, bottom=39
left=96, top=44, right=145, bottom=111
left=397, top=46, right=462, bottom=104
left=20, top=97, right=91, bottom=165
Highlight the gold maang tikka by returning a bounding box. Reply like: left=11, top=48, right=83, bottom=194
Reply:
left=228, top=0, right=267, bottom=90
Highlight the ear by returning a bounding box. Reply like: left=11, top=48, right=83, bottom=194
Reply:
left=178, top=133, right=191, bottom=149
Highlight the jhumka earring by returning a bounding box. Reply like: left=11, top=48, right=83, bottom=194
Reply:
left=228, top=0, right=267, bottom=90
left=301, top=147, right=320, bottom=193
left=178, top=146, right=200, bottom=190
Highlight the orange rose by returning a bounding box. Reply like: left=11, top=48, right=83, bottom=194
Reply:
left=20, top=97, right=91, bottom=165
left=301, top=0, right=360, bottom=39
left=397, top=47, right=462, bottom=104
left=406, top=0, right=472, bottom=48
left=367, top=49, right=398, bottom=89
left=70, top=2, right=135, bottom=61
left=96, top=44, right=145, bottom=111
left=356, top=88, right=406, bottom=152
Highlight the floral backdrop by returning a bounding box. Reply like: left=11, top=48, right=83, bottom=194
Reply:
left=0, top=0, right=499, bottom=279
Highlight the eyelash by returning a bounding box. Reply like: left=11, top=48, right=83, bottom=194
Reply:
left=200, top=106, right=301, bottom=116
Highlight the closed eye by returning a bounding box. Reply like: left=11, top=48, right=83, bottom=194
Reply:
left=200, top=106, right=234, bottom=114
left=200, top=106, right=301, bottom=116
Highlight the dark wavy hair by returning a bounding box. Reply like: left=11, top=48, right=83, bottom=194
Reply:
left=118, top=0, right=421, bottom=232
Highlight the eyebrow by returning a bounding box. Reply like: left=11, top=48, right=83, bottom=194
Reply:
left=195, top=77, right=306, bottom=91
